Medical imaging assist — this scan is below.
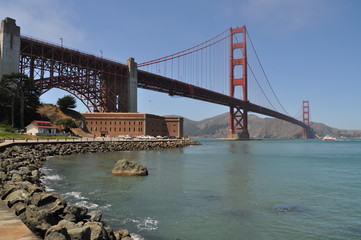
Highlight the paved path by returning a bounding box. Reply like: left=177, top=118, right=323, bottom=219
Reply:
left=0, top=201, right=39, bottom=240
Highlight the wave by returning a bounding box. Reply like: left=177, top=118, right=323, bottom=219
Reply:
left=121, top=217, right=159, bottom=232
left=39, top=166, right=52, bottom=174
left=44, top=186, right=55, bottom=192
left=64, top=191, right=87, bottom=200
left=75, top=200, right=99, bottom=209
left=130, top=233, right=146, bottom=240
left=99, top=203, right=112, bottom=210
left=41, top=174, right=63, bottom=181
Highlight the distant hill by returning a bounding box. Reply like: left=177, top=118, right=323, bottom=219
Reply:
left=183, top=113, right=361, bottom=139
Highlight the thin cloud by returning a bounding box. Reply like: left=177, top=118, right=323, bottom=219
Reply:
left=0, top=0, right=85, bottom=46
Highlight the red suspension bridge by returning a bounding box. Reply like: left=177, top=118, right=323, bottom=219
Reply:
left=0, top=17, right=314, bottom=139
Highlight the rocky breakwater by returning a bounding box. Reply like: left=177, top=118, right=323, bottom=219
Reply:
left=0, top=139, right=200, bottom=239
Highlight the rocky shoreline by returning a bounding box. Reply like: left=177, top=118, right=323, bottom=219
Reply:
left=0, top=139, right=200, bottom=239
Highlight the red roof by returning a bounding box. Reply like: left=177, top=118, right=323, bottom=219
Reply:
left=31, top=120, right=58, bottom=129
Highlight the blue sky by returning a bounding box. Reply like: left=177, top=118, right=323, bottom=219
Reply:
left=1, top=0, right=361, bottom=129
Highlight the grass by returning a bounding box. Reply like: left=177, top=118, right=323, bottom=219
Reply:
left=0, top=123, right=16, bottom=132
left=0, top=131, right=77, bottom=140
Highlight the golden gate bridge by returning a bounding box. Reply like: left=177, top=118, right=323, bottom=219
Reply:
left=0, top=17, right=314, bottom=139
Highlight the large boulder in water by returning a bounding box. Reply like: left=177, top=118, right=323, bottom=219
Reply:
left=112, top=159, right=148, bottom=176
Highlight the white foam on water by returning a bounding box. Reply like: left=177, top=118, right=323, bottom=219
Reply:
left=41, top=174, right=62, bottom=181
left=64, top=191, right=87, bottom=200
left=130, top=233, right=146, bottom=240
left=99, top=204, right=112, bottom=210
left=122, top=217, right=159, bottom=231
left=45, top=186, right=55, bottom=192
left=75, top=200, right=99, bottom=209
left=39, top=166, right=52, bottom=174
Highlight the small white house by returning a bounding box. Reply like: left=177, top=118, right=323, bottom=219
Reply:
left=26, top=120, right=58, bottom=136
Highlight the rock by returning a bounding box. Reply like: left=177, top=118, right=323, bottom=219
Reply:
left=112, top=159, right=148, bottom=176
left=44, top=224, right=71, bottom=240
left=67, top=225, right=91, bottom=240
left=19, top=194, right=66, bottom=237
left=31, top=169, right=41, bottom=182
left=57, top=219, right=77, bottom=229
left=104, top=227, right=116, bottom=240
left=0, top=170, right=7, bottom=181
left=31, top=192, right=65, bottom=208
left=0, top=186, right=16, bottom=200
left=84, top=221, right=109, bottom=240
left=63, top=204, right=88, bottom=222
left=86, top=210, right=103, bottom=222
left=11, top=201, right=28, bottom=215
left=27, top=184, right=44, bottom=195
left=122, top=237, right=133, bottom=240
left=5, top=189, right=30, bottom=207
left=19, top=205, right=53, bottom=238
left=10, top=173, right=23, bottom=182
left=114, top=229, right=131, bottom=239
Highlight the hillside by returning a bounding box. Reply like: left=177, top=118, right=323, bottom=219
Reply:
left=184, top=113, right=361, bottom=139
left=37, top=105, right=93, bottom=137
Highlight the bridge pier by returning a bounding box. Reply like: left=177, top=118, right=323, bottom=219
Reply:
left=127, top=57, right=138, bottom=112
left=0, top=17, right=20, bottom=79
left=228, top=131, right=250, bottom=140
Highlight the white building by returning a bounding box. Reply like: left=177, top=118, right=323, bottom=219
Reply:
left=26, top=120, right=58, bottom=136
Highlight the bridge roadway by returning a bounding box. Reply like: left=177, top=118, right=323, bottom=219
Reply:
left=137, top=70, right=313, bottom=136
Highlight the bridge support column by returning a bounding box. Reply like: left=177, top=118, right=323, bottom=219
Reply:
left=127, top=57, right=138, bottom=112
left=0, top=17, right=20, bottom=79
left=228, top=107, right=249, bottom=139
left=302, top=100, right=314, bottom=139
left=228, top=26, right=249, bottom=139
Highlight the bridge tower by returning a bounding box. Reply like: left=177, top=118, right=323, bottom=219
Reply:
left=302, top=100, right=310, bottom=138
left=0, top=17, right=20, bottom=79
left=228, top=26, right=249, bottom=139
left=127, top=57, right=138, bottom=113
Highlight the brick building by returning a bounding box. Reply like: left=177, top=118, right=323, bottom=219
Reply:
left=82, top=113, right=183, bottom=138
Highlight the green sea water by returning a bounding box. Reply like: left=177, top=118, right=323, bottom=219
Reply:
left=41, top=139, right=361, bottom=240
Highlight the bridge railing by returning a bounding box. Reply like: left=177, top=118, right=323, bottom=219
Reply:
left=20, top=35, right=126, bottom=66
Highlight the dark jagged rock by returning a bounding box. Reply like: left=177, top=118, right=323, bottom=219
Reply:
left=31, top=192, right=66, bottom=208
left=44, top=224, right=71, bottom=240
left=19, top=205, right=54, bottom=238
left=63, top=204, right=88, bottom=222
left=11, top=201, right=27, bottom=215
left=86, top=210, right=103, bottom=222
left=83, top=221, right=110, bottom=240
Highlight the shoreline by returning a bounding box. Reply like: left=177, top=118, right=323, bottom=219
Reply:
left=0, top=139, right=200, bottom=239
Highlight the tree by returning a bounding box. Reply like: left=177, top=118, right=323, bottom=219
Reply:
left=0, top=72, right=40, bottom=129
left=57, top=95, right=77, bottom=109
left=55, top=118, right=77, bottom=132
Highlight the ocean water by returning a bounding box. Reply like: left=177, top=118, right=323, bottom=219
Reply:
left=40, top=139, right=361, bottom=240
